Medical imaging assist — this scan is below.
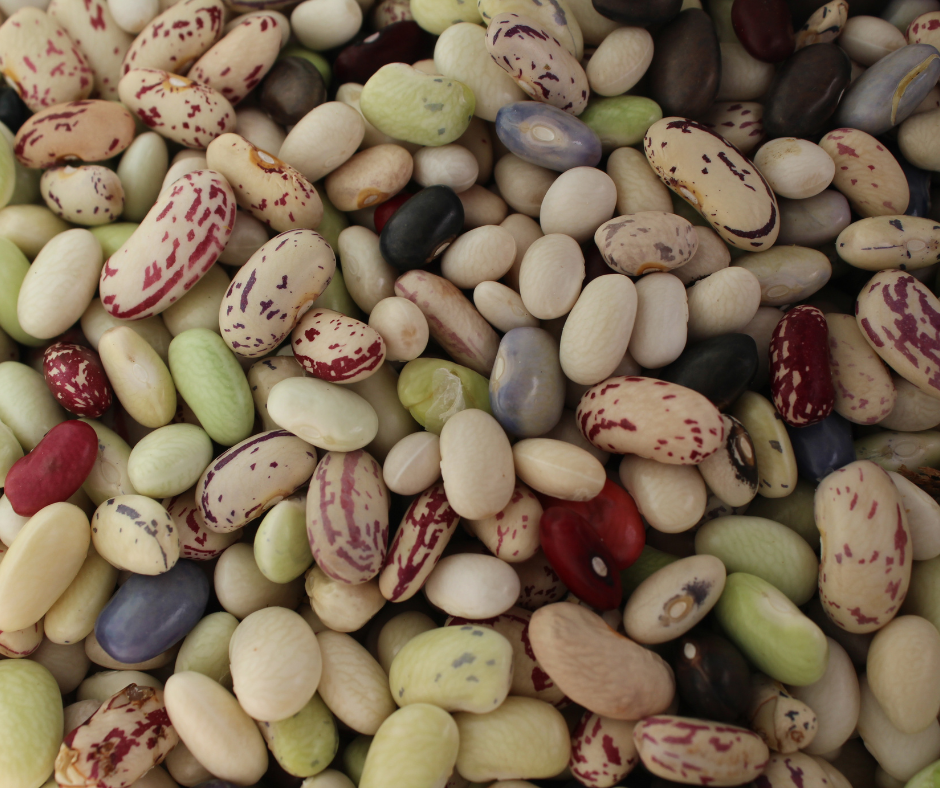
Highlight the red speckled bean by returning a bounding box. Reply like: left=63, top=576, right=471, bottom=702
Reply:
left=0, top=8, right=93, bottom=113
left=570, top=711, right=639, bottom=788
left=118, top=69, right=234, bottom=150
left=99, top=169, right=236, bottom=320
left=632, top=715, right=769, bottom=784
left=42, top=342, right=113, bottom=418
left=576, top=376, right=724, bottom=464
left=306, top=449, right=390, bottom=585
left=12, top=99, right=137, bottom=169
left=378, top=482, right=459, bottom=602
left=291, top=308, right=387, bottom=384
left=120, top=0, right=224, bottom=76
left=163, top=487, right=239, bottom=561
left=4, top=420, right=98, bottom=516
left=54, top=684, right=179, bottom=788
left=770, top=305, right=835, bottom=427
left=816, top=459, right=912, bottom=634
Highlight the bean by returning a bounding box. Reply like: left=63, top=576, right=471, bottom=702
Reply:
left=0, top=661, right=64, bottom=788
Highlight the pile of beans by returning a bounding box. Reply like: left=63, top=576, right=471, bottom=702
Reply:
left=3, top=0, right=940, bottom=784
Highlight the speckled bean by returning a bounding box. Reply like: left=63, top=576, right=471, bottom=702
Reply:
left=120, top=0, right=224, bottom=76
left=92, top=494, right=179, bottom=575
left=819, top=128, right=910, bottom=217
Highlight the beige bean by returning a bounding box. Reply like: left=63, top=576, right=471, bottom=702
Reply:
left=325, top=143, right=412, bottom=212
left=159, top=155, right=207, bottom=195
left=368, top=297, right=429, bottom=362
left=425, top=553, right=521, bottom=619
left=98, top=326, right=176, bottom=428
left=619, top=455, right=707, bottom=533
left=214, top=543, right=305, bottom=620
left=518, top=233, right=584, bottom=320
left=686, top=267, right=762, bottom=342
left=716, top=41, right=775, bottom=100
left=839, top=15, right=905, bottom=65
left=540, top=167, right=617, bottom=243
left=754, top=137, right=835, bottom=199
left=161, top=263, right=228, bottom=336
left=81, top=300, right=171, bottom=362
left=0, top=205, right=70, bottom=260
left=673, top=225, right=731, bottom=286
left=44, top=546, right=118, bottom=645
left=233, top=106, right=285, bottom=157
left=606, top=147, right=672, bottom=216
left=218, top=210, right=269, bottom=267
left=458, top=183, right=509, bottom=229
left=291, top=0, right=362, bottom=51
left=438, top=407, right=515, bottom=520
left=493, top=154, right=557, bottom=217
left=628, top=272, right=687, bottom=369
left=412, top=144, right=478, bottom=193
left=440, top=224, right=516, bottom=289
left=278, top=102, right=364, bottom=182
left=881, top=374, right=940, bottom=431
left=511, top=438, right=605, bottom=501
left=586, top=25, right=652, bottom=96
left=473, top=280, right=539, bottom=332
left=382, top=431, right=441, bottom=495
left=500, top=212, right=543, bottom=291
left=307, top=566, right=385, bottom=632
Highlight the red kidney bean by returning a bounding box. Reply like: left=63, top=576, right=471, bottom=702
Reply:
left=42, top=342, right=113, bottom=418
left=539, top=507, right=622, bottom=610
left=539, top=478, right=645, bottom=571
left=731, top=0, right=794, bottom=63
left=333, top=21, right=436, bottom=86
left=4, top=421, right=99, bottom=516
left=373, top=191, right=413, bottom=234
left=770, top=304, right=835, bottom=427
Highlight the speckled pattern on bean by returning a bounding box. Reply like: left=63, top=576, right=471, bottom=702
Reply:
left=379, top=482, right=459, bottom=602
left=307, top=450, right=389, bottom=585
left=163, top=489, right=237, bottom=560
left=701, top=102, right=765, bottom=155
left=769, top=305, right=835, bottom=427
left=291, top=309, right=386, bottom=384
left=594, top=212, right=698, bottom=276
left=40, top=165, right=124, bottom=226
left=42, top=342, right=112, bottom=418
left=120, top=0, right=224, bottom=76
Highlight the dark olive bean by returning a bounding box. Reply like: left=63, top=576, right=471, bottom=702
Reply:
left=731, top=0, right=794, bottom=63
left=591, top=0, right=682, bottom=26
left=648, top=9, right=721, bottom=120
left=259, top=57, right=327, bottom=126
left=0, top=86, right=29, bottom=133
left=761, top=43, right=851, bottom=139
left=674, top=631, right=751, bottom=722
left=334, top=21, right=436, bottom=85
left=379, top=185, right=464, bottom=270
left=655, top=334, right=759, bottom=412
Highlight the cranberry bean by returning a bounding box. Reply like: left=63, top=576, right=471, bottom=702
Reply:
left=770, top=305, right=835, bottom=427
left=42, top=342, right=113, bottom=418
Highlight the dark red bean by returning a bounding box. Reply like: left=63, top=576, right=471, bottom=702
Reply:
left=5, top=421, right=99, bottom=516
left=731, top=0, right=794, bottom=63
left=770, top=304, right=835, bottom=427
left=539, top=478, right=645, bottom=571
left=333, top=21, right=436, bottom=85
left=539, top=507, right=622, bottom=610
left=43, top=342, right=113, bottom=418
left=373, top=191, right=413, bottom=234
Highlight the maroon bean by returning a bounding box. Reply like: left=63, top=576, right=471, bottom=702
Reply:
left=770, top=304, right=835, bottom=427
left=42, top=342, right=113, bottom=418
left=333, top=21, right=436, bottom=85
left=731, top=0, right=794, bottom=62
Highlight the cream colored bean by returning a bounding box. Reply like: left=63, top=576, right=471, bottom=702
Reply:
left=98, top=326, right=176, bottom=428
left=278, top=102, right=365, bottom=183
left=586, top=26, right=652, bottom=96
left=881, top=375, right=940, bottom=431
left=325, top=144, right=412, bottom=212
left=500, top=212, right=543, bottom=291
left=43, top=547, right=117, bottom=646
left=857, top=675, right=940, bottom=782
left=0, top=503, right=89, bottom=631
left=529, top=602, right=674, bottom=719
left=368, top=297, right=429, bottom=363
left=108, top=0, right=159, bottom=33
left=511, top=438, right=605, bottom=501
left=376, top=611, right=436, bottom=674
left=395, top=269, right=500, bottom=376
left=229, top=607, right=321, bottom=722
left=686, top=267, right=762, bottom=342
left=412, top=144, right=478, bottom=193
left=161, top=263, right=228, bottom=336
left=606, top=147, right=672, bottom=216
left=459, top=184, right=509, bottom=229
left=559, top=273, right=636, bottom=385
left=233, top=106, right=286, bottom=157
left=92, top=494, right=179, bottom=575
left=839, top=15, right=905, bottom=65
left=291, top=0, right=362, bottom=51
left=214, top=543, right=305, bottom=620
left=0, top=205, right=70, bottom=260
left=438, top=408, right=515, bottom=520
left=716, top=42, right=776, bottom=100
left=754, top=138, right=836, bottom=199
left=441, top=224, right=516, bottom=289
left=518, top=233, right=584, bottom=320
left=820, top=128, right=909, bottom=217
left=619, top=455, right=707, bottom=533
left=246, top=356, right=303, bottom=433
left=473, top=280, right=539, bottom=332
left=267, top=377, right=378, bottom=452
left=433, top=22, right=526, bottom=122
left=164, top=740, right=212, bottom=786
left=733, top=245, right=831, bottom=306
left=457, top=117, right=494, bottom=183
left=540, top=168, right=616, bottom=244
left=674, top=226, right=731, bottom=286
left=30, top=639, right=90, bottom=694
left=337, top=226, right=397, bottom=315
left=628, top=272, right=687, bottom=369
left=425, top=553, right=521, bottom=619
left=307, top=567, right=385, bottom=632
left=382, top=432, right=441, bottom=495
left=165, top=671, right=268, bottom=785
left=493, top=154, right=557, bottom=218
left=79, top=419, right=137, bottom=506
left=315, top=629, right=396, bottom=735
left=41, top=165, right=124, bottom=226
left=17, top=228, right=102, bottom=340
left=454, top=697, right=570, bottom=782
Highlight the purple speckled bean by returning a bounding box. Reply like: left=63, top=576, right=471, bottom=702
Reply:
left=394, top=269, right=499, bottom=377
left=196, top=429, right=318, bottom=534
left=99, top=169, right=236, bottom=320
left=292, top=309, right=386, bottom=384
left=54, top=684, right=179, bottom=788
left=378, top=482, right=458, bottom=602
left=220, top=229, right=335, bottom=358
left=485, top=12, right=589, bottom=115
left=816, top=459, right=911, bottom=633
left=856, top=269, right=940, bottom=402
left=163, top=487, right=239, bottom=560
left=306, top=449, right=389, bottom=585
